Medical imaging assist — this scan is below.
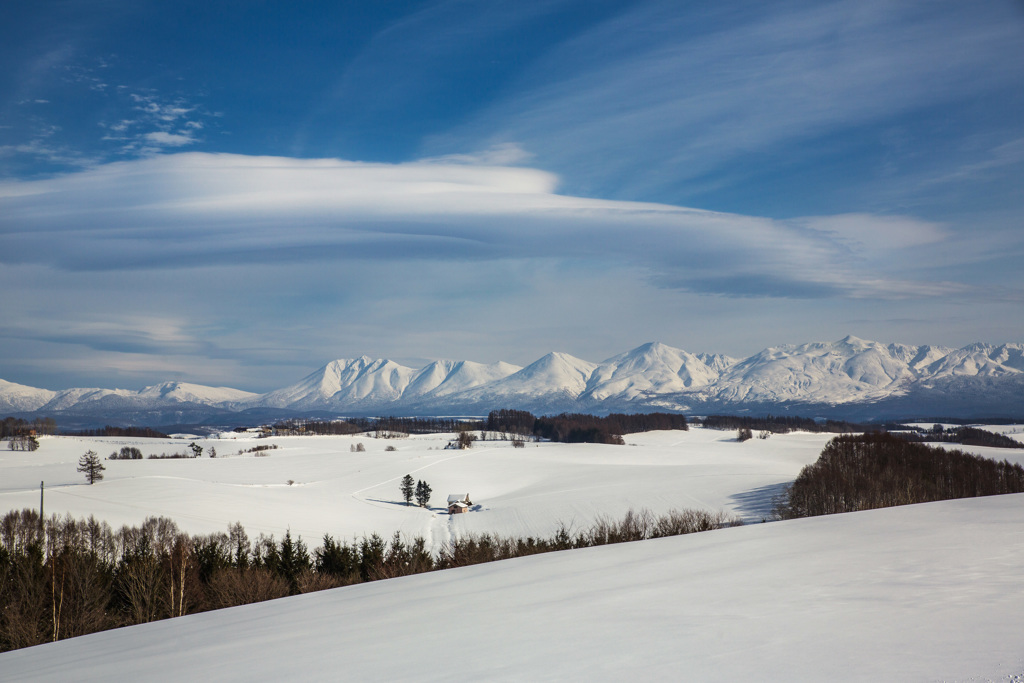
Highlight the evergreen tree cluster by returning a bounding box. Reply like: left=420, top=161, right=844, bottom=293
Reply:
left=397, top=475, right=432, bottom=507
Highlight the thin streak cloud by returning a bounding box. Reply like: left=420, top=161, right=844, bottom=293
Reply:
left=433, top=0, right=1024, bottom=201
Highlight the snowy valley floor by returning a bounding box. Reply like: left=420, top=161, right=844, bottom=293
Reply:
left=0, top=428, right=850, bottom=547
left=1, top=493, right=1023, bottom=682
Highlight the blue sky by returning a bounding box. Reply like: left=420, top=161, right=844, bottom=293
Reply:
left=1, top=0, right=1023, bottom=392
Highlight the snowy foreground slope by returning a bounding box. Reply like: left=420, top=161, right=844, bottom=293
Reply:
left=2, top=494, right=1023, bottom=682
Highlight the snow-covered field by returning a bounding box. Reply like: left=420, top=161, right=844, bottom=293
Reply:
left=0, top=428, right=839, bottom=547
left=3, top=427, right=1024, bottom=681
left=2, top=493, right=1022, bottom=682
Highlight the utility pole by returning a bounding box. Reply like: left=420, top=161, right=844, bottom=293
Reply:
left=40, top=481, right=45, bottom=537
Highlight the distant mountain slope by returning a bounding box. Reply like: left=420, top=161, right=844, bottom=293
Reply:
left=922, top=342, right=1024, bottom=379
left=402, top=360, right=521, bottom=402
left=581, top=342, right=719, bottom=403
left=0, top=379, right=56, bottom=413
left=463, top=352, right=597, bottom=400
left=3, top=337, right=1024, bottom=425
left=136, top=382, right=259, bottom=405
left=259, top=357, right=417, bottom=410
left=694, top=352, right=739, bottom=373
left=709, top=336, right=919, bottom=405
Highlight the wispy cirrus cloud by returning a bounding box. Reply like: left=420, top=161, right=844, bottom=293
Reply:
left=100, top=90, right=209, bottom=154
left=915, top=138, right=1024, bottom=189
left=0, top=123, right=97, bottom=170
left=426, top=0, right=1024, bottom=202
left=2, top=54, right=214, bottom=171
left=141, top=131, right=197, bottom=148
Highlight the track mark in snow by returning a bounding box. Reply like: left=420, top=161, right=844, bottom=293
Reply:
left=428, top=512, right=453, bottom=551
left=349, top=447, right=497, bottom=506
left=48, top=487, right=237, bottom=528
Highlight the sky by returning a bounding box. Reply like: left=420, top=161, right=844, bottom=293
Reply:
left=1, top=0, right=1023, bottom=392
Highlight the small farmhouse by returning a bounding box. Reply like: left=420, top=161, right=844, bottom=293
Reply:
left=447, top=493, right=472, bottom=514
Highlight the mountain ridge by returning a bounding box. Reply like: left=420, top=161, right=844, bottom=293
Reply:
left=3, top=338, right=1023, bottom=425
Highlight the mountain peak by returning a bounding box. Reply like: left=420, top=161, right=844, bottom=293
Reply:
left=524, top=351, right=596, bottom=372
left=5, top=338, right=1024, bottom=423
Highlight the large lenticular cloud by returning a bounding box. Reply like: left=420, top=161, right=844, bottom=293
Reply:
left=0, top=152, right=957, bottom=299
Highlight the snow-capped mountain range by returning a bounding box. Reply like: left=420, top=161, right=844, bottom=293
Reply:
left=3, top=337, right=1024, bottom=426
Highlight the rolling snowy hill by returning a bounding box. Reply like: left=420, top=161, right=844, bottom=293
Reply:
left=3, top=337, right=1024, bottom=425
left=2, top=493, right=1022, bottom=682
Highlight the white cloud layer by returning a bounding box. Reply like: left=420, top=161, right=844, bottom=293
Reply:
left=0, top=152, right=964, bottom=300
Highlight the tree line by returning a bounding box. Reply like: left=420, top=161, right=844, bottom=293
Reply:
left=272, top=417, right=481, bottom=437
left=699, top=414, right=875, bottom=434
left=895, top=425, right=1023, bottom=449
left=1, top=417, right=57, bottom=440
left=774, top=432, right=1024, bottom=519
left=270, top=411, right=691, bottom=446
left=0, top=504, right=739, bottom=653
left=63, top=425, right=170, bottom=439
left=438, top=508, right=741, bottom=567
left=484, top=410, right=690, bottom=445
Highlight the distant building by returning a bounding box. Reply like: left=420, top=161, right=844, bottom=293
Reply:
left=447, top=493, right=472, bottom=514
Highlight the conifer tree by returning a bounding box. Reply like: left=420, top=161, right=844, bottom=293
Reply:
left=278, top=529, right=311, bottom=595
left=77, top=450, right=105, bottom=484
left=415, top=480, right=432, bottom=508
left=400, top=474, right=415, bottom=506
